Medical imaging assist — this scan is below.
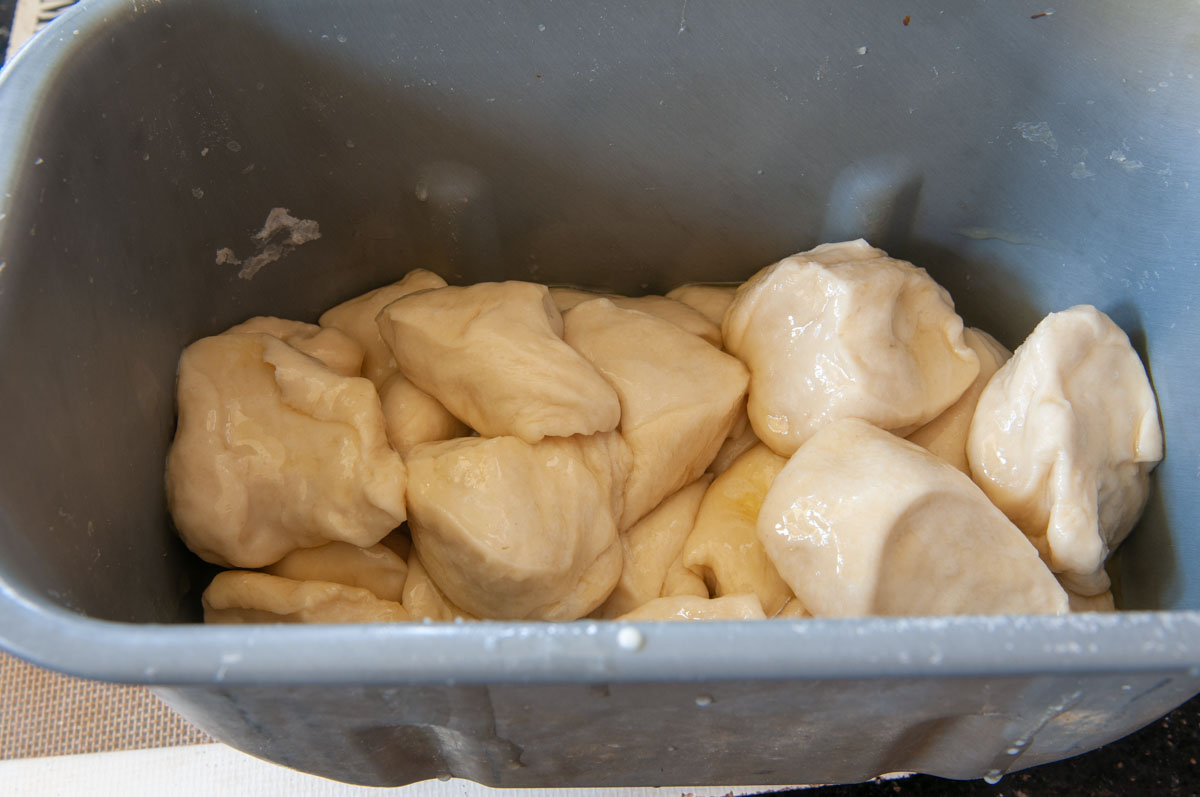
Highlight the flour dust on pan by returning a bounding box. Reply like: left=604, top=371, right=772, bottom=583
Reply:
left=215, top=207, right=322, bottom=280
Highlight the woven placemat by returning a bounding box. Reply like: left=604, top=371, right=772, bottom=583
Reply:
left=0, top=649, right=211, bottom=760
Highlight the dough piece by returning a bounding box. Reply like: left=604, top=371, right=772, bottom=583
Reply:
left=203, top=571, right=409, bottom=624
left=402, top=553, right=477, bottom=622
left=723, top=239, right=980, bottom=456
left=405, top=432, right=631, bottom=620
left=225, top=316, right=365, bottom=378
left=773, top=597, right=811, bottom=619
left=660, top=556, right=710, bottom=599
left=549, top=287, right=722, bottom=346
left=378, top=372, right=470, bottom=456
left=166, top=334, right=408, bottom=568
left=594, top=477, right=712, bottom=619
left=563, top=299, right=749, bottom=529
left=967, top=305, right=1163, bottom=595
left=907, top=328, right=1011, bottom=474
left=665, top=283, right=738, bottom=327
left=378, top=281, right=621, bottom=443
left=318, top=269, right=448, bottom=386
left=758, top=418, right=1068, bottom=617
left=264, top=541, right=408, bottom=603
left=706, top=402, right=760, bottom=476
left=1066, top=589, right=1116, bottom=613
left=617, top=594, right=766, bottom=621
left=682, top=443, right=794, bottom=616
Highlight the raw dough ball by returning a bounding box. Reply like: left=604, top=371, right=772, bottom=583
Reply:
left=378, top=372, right=470, bottom=456
left=907, top=328, right=1011, bottom=474
left=378, top=281, right=621, bottom=443
left=225, top=316, right=364, bottom=378
left=617, top=594, right=766, bottom=621
left=203, top=571, right=409, bottom=624
left=318, top=268, right=448, bottom=386
left=665, top=283, right=738, bottom=327
left=722, top=239, right=980, bottom=456
left=549, top=288, right=723, bottom=346
left=562, top=298, right=749, bottom=529
left=594, top=477, right=712, bottom=619
left=405, top=432, right=631, bottom=620
left=1066, top=588, right=1116, bottom=613
left=758, top=418, right=1068, bottom=617
left=967, top=305, right=1163, bottom=595
left=682, top=443, right=794, bottom=616
left=403, top=553, right=477, bottom=622
left=264, top=541, right=408, bottom=603
left=166, top=333, right=407, bottom=568
left=706, top=402, right=761, bottom=476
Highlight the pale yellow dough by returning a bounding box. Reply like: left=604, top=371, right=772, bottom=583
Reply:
left=317, top=268, right=448, bottom=386
left=264, top=541, right=408, bottom=603
left=405, top=432, right=630, bottom=620
left=594, top=477, right=712, bottom=619
left=682, top=443, right=794, bottom=616
left=617, top=594, right=767, bottom=621
left=967, top=305, right=1163, bottom=596
left=706, top=402, right=761, bottom=476
left=225, top=316, right=364, bottom=378
left=907, top=328, right=1011, bottom=474
left=203, top=571, right=410, bottom=624
left=758, top=419, right=1068, bottom=617
left=166, top=333, right=407, bottom=569
left=563, top=299, right=748, bottom=529
left=403, top=553, right=477, bottom=622
left=722, top=239, right=980, bottom=456
left=378, top=281, right=621, bottom=443
left=549, top=288, right=722, bottom=346
left=665, top=283, right=738, bottom=327
left=378, top=372, right=470, bottom=456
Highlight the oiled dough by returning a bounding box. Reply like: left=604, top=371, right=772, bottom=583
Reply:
left=682, top=443, right=794, bottom=616
left=617, top=594, right=766, bottom=621
left=665, top=283, right=738, bottom=327
left=225, top=316, right=364, bottom=378
left=549, top=288, right=722, bottom=346
left=203, top=571, right=409, bottom=624
left=758, top=418, right=1068, bottom=617
left=318, top=268, right=448, bottom=386
left=722, top=239, right=979, bottom=456
left=405, top=432, right=631, bottom=620
left=706, top=402, right=761, bottom=476
left=402, top=553, right=477, bottom=622
left=264, top=541, right=408, bottom=603
left=562, top=298, right=749, bottom=529
left=967, top=305, right=1162, bottom=595
left=378, top=372, right=470, bottom=456
left=378, top=281, right=621, bottom=443
left=166, top=333, right=407, bottom=569
left=594, top=477, right=712, bottom=619
left=907, top=328, right=1011, bottom=474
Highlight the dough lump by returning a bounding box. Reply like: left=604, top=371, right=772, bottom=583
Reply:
left=723, top=239, right=979, bottom=456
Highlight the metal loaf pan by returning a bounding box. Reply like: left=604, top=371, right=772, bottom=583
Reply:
left=1, top=0, right=1198, bottom=787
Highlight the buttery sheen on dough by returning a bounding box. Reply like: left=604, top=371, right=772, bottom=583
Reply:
left=682, top=443, right=794, bottom=616
left=405, top=432, right=631, bottom=620
left=723, top=240, right=980, bottom=456
left=616, top=594, right=767, bottom=621
left=225, top=316, right=365, bottom=378
left=758, top=419, right=1068, bottom=617
left=166, top=333, right=408, bottom=569
left=378, top=281, right=621, bottom=443
left=967, top=305, right=1163, bottom=596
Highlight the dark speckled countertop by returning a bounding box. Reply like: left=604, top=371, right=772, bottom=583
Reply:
left=3, top=7, right=1197, bottom=795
